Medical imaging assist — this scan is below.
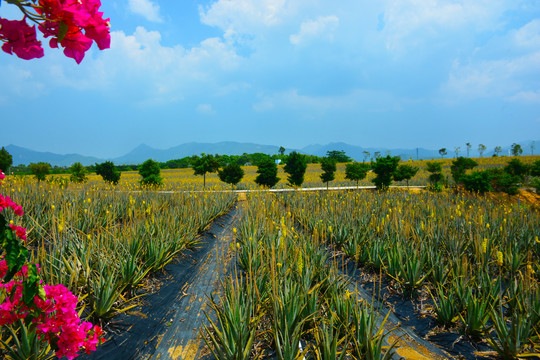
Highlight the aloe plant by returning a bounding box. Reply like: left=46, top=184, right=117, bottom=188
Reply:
left=487, top=306, right=539, bottom=359
left=351, top=303, right=395, bottom=360
left=460, top=291, right=491, bottom=339
left=203, top=277, right=262, bottom=360
left=431, top=285, right=458, bottom=327
left=312, top=314, right=349, bottom=360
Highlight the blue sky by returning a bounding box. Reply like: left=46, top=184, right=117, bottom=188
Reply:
left=1, top=0, right=539, bottom=158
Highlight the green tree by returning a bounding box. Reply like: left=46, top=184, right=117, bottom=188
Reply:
left=218, top=163, right=244, bottom=189
left=450, top=157, right=478, bottom=184
left=345, top=162, right=370, bottom=189
left=478, top=144, right=486, bottom=157
left=284, top=151, right=307, bottom=187
left=320, top=157, right=337, bottom=189
left=95, top=161, right=121, bottom=185
left=362, top=151, right=370, bottom=162
left=255, top=157, right=280, bottom=187
left=278, top=146, right=286, bottom=156
left=511, top=143, right=523, bottom=156
left=462, top=171, right=492, bottom=194
left=438, top=148, right=447, bottom=158
left=393, top=164, right=419, bottom=188
left=192, top=154, right=220, bottom=188
left=426, top=161, right=443, bottom=191
left=504, top=158, right=528, bottom=181
left=69, top=162, right=87, bottom=183
left=531, top=159, right=540, bottom=177
left=490, top=169, right=521, bottom=195
left=454, top=146, right=461, bottom=158
left=139, top=159, right=162, bottom=187
left=466, top=142, right=472, bottom=157
left=371, top=155, right=400, bottom=191
left=29, top=162, right=51, bottom=182
left=494, top=146, right=502, bottom=157
left=326, top=150, right=351, bottom=163
left=0, top=147, right=13, bottom=173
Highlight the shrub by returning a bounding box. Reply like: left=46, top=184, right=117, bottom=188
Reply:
left=255, top=157, right=280, bottom=187
left=393, top=164, right=419, bottom=187
left=504, top=158, right=529, bottom=180
left=462, top=171, right=492, bottom=193
left=530, top=177, right=540, bottom=195
left=426, top=161, right=443, bottom=190
left=0, top=146, right=13, bottom=173
left=320, top=157, right=337, bottom=189
left=69, top=162, right=87, bottom=183
left=29, top=162, right=51, bottom=182
left=451, top=157, right=478, bottom=184
left=284, top=151, right=307, bottom=187
left=345, top=162, right=370, bottom=188
left=530, top=160, right=540, bottom=177
left=489, top=168, right=521, bottom=195
left=218, top=163, right=244, bottom=189
left=95, top=161, right=121, bottom=185
left=371, top=155, right=400, bottom=191
left=139, top=159, right=163, bottom=187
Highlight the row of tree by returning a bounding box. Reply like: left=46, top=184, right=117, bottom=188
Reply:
left=438, top=142, right=534, bottom=158
left=2, top=146, right=539, bottom=194
left=426, top=157, right=540, bottom=194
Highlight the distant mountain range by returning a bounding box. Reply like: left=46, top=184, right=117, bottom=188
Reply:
left=3, top=140, right=538, bottom=167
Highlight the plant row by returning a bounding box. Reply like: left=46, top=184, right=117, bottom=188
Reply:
left=280, top=189, right=540, bottom=359
left=204, top=191, right=395, bottom=360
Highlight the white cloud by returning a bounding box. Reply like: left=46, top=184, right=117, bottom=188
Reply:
left=442, top=46, right=540, bottom=101
left=381, top=0, right=510, bottom=51
left=196, top=104, right=216, bottom=115
left=0, top=65, right=45, bottom=98
left=128, top=0, right=163, bottom=23
left=252, top=98, right=274, bottom=112
left=200, top=0, right=290, bottom=31
left=507, top=90, right=540, bottom=104
left=289, top=16, right=339, bottom=45
left=255, top=88, right=407, bottom=114
left=513, top=19, right=540, bottom=49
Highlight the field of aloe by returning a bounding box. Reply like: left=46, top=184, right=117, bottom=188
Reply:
left=0, top=176, right=236, bottom=326
left=277, top=189, right=540, bottom=358
left=205, top=191, right=397, bottom=360
left=202, top=188, right=539, bottom=359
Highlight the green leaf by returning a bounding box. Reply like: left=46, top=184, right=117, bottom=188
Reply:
left=3, top=228, right=28, bottom=282
left=23, top=263, right=40, bottom=305
left=58, top=21, right=68, bottom=42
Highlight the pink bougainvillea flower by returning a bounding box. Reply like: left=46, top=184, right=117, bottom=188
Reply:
left=0, top=194, right=24, bottom=216
left=0, top=18, right=44, bottom=60
left=49, top=28, right=93, bottom=64
left=9, top=224, right=27, bottom=242
left=36, top=0, right=110, bottom=63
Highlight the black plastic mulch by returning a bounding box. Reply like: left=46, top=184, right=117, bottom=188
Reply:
left=80, top=204, right=240, bottom=360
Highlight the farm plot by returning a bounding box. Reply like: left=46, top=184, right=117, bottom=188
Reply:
left=204, top=191, right=454, bottom=360
left=279, top=189, right=540, bottom=359
left=0, top=177, right=236, bottom=331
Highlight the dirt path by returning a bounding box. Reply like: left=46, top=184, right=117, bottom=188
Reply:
left=81, top=203, right=241, bottom=360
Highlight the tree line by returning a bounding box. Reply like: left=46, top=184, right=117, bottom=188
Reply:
left=1, top=146, right=539, bottom=194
